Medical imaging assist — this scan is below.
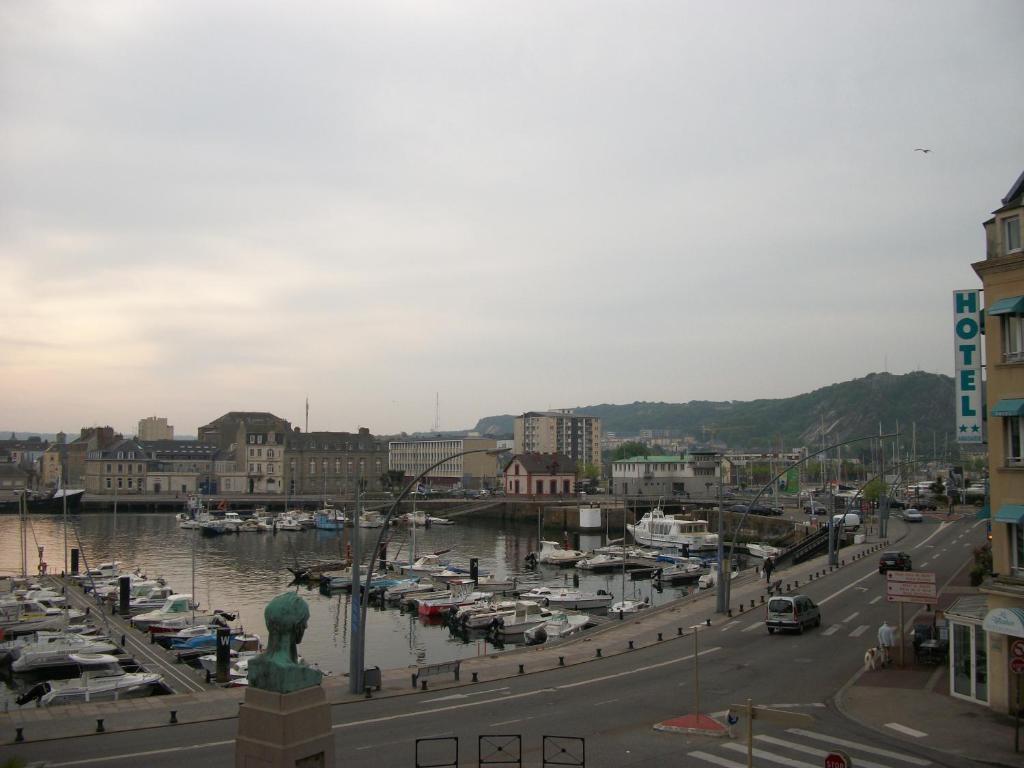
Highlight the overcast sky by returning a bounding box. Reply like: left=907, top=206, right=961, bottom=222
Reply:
left=2, top=1, right=1022, bottom=437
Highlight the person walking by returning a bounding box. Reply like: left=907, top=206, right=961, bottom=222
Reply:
left=763, top=556, right=775, bottom=583
left=877, top=620, right=896, bottom=666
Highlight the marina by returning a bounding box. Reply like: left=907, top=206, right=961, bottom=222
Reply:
left=0, top=508, right=741, bottom=709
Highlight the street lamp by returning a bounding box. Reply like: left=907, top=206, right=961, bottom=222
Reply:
left=349, top=447, right=507, bottom=693
left=719, top=433, right=896, bottom=613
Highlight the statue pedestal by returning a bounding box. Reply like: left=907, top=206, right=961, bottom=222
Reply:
left=235, top=685, right=335, bottom=768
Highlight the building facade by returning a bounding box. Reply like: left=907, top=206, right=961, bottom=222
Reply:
left=967, top=170, right=1024, bottom=715
left=285, top=428, right=387, bottom=496
left=138, top=416, right=174, bottom=441
left=198, top=412, right=291, bottom=495
left=388, top=437, right=499, bottom=489
left=513, top=411, right=601, bottom=470
left=502, top=452, right=576, bottom=496
left=611, top=450, right=725, bottom=496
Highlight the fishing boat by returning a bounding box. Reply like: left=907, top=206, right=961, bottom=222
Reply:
left=314, top=506, right=346, bottom=530
left=16, top=654, right=163, bottom=706
left=0, top=487, right=85, bottom=514
left=517, top=587, right=613, bottom=611
left=627, top=507, right=719, bottom=551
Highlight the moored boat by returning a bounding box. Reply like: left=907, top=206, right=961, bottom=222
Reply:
left=627, top=507, right=719, bottom=551
left=16, top=653, right=163, bottom=706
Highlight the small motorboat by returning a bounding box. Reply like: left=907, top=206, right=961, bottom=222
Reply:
left=524, top=611, right=590, bottom=644
left=746, top=542, right=782, bottom=559
left=490, top=601, right=551, bottom=637
left=610, top=597, right=650, bottom=614
left=11, top=633, right=118, bottom=672
left=0, top=601, right=86, bottom=636
left=132, top=594, right=219, bottom=632
left=517, top=587, right=614, bottom=611
left=16, top=654, right=163, bottom=706
left=528, top=541, right=586, bottom=567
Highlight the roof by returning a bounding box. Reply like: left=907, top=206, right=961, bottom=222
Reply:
left=285, top=431, right=382, bottom=451
left=1001, top=170, right=1024, bottom=206
left=944, top=595, right=989, bottom=623
left=504, top=452, right=577, bottom=475
left=611, top=455, right=685, bottom=464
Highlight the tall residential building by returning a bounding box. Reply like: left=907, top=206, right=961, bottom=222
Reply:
left=958, top=170, right=1024, bottom=715
left=138, top=416, right=174, bottom=441
left=513, top=411, right=601, bottom=470
left=389, top=437, right=499, bottom=490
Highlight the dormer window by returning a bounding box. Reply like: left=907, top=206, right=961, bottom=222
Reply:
left=1007, top=216, right=1021, bottom=254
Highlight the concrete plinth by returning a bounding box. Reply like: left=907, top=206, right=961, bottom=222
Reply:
left=235, top=685, right=335, bottom=768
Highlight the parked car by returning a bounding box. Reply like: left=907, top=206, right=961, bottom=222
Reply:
left=879, top=551, right=913, bottom=573
left=765, top=594, right=821, bottom=634
left=887, top=499, right=906, bottom=510
left=750, top=504, right=783, bottom=516
left=803, top=502, right=828, bottom=516
left=903, top=508, right=923, bottom=523
left=832, top=512, right=861, bottom=531
left=915, top=500, right=939, bottom=511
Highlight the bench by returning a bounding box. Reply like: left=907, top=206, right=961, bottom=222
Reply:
left=411, top=660, right=461, bottom=689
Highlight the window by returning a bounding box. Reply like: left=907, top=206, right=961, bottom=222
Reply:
left=249, top=463, right=255, bottom=472
left=1003, top=315, right=1024, bottom=362
left=105, top=463, right=111, bottom=472
left=268, top=449, right=274, bottom=458
left=249, top=448, right=255, bottom=457
left=117, top=464, right=123, bottom=473
left=335, top=459, right=341, bottom=474
left=117, top=478, right=123, bottom=488
left=105, top=478, right=111, bottom=489
left=1014, top=524, right=1024, bottom=576
left=267, top=464, right=274, bottom=474
left=310, top=460, right=316, bottom=474
left=549, top=479, right=557, bottom=494
left=138, top=464, right=143, bottom=473
left=1006, top=417, right=1024, bottom=466
left=536, top=480, right=543, bottom=494
left=127, top=478, right=133, bottom=488
left=257, top=448, right=263, bottom=457
left=1007, top=216, right=1021, bottom=254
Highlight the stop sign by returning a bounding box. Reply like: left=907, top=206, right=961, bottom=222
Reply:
left=825, top=751, right=852, bottom=768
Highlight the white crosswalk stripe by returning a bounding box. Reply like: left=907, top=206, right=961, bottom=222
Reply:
left=822, top=624, right=840, bottom=636
left=686, top=727, right=932, bottom=768
left=849, top=624, right=870, bottom=637
left=741, top=621, right=763, bottom=632
left=788, top=728, right=931, bottom=764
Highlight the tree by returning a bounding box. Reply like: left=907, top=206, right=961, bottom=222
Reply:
left=612, top=442, right=650, bottom=461
left=379, top=470, right=405, bottom=493
left=861, top=478, right=886, bottom=503
left=580, top=463, right=601, bottom=480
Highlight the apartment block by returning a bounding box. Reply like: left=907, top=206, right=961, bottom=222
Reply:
left=513, top=411, right=601, bottom=470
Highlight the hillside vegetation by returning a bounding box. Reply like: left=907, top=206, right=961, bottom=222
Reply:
left=473, top=372, right=955, bottom=451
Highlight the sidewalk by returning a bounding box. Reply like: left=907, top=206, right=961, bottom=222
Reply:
left=837, top=545, right=1023, bottom=767
left=2, top=534, right=894, bottom=746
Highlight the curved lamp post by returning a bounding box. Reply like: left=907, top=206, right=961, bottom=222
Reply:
left=349, top=447, right=507, bottom=693
left=719, top=433, right=896, bottom=613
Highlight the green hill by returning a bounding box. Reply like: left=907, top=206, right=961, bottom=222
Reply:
left=473, top=372, right=956, bottom=452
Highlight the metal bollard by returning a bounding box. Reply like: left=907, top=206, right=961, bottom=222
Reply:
left=841, top=559, right=845, bottom=566
left=657, top=632, right=663, bottom=641
left=364, top=687, right=372, bottom=699
left=596, top=648, right=602, bottom=658
left=518, top=664, right=524, bottom=675
left=421, top=680, right=428, bottom=690
left=151, top=632, right=156, bottom=644
left=85, top=607, right=90, bottom=616
left=619, top=610, right=624, bottom=621
left=471, top=672, right=478, bottom=683
left=206, top=670, right=212, bottom=683
left=795, top=580, right=799, bottom=588
left=706, top=618, right=711, bottom=626
left=15, top=727, right=24, bottom=742
left=760, top=595, right=765, bottom=604
left=727, top=609, right=732, bottom=617
left=750, top=600, right=754, bottom=609
left=628, top=640, right=634, bottom=649
left=96, top=719, right=105, bottom=733
left=558, top=656, right=564, bottom=666
left=739, top=604, right=744, bottom=613
left=678, top=627, right=683, bottom=635
left=120, top=634, right=126, bottom=647
left=170, top=710, right=178, bottom=724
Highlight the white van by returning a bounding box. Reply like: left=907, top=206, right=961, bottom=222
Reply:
left=832, top=512, right=861, bottom=531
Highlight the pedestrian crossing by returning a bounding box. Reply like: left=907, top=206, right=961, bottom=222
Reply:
left=688, top=727, right=931, bottom=768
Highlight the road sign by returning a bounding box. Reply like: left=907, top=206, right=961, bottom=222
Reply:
left=825, top=751, right=852, bottom=768
left=886, top=571, right=936, bottom=584
left=728, top=703, right=814, bottom=726
left=1011, top=657, right=1024, bottom=674
left=886, top=581, right=938, bottom=599
left=1010, top=638, right=1024, bottom=659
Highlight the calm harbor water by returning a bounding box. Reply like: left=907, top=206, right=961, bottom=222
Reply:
left=1, top=512, right=691, bottom=706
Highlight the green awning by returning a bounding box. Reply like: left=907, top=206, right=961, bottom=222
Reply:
left=986, top=296, right=1024, bottom=315
left=991, top=399, right=1024, bottom=417
left=994, top=504, right=1024, bottom=524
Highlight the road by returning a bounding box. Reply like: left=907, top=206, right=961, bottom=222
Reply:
left=4, top=512, right=988, bottom=768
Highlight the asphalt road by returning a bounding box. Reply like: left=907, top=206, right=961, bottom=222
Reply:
left=4, top=512, right=989, bottom=768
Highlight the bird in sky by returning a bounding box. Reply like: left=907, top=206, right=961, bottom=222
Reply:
left=914, top=148, right=932, bottom=153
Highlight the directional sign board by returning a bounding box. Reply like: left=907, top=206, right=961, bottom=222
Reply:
left=886, top=570, right=937, bottom=604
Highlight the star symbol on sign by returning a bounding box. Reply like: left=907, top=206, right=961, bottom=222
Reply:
left=959, top=425, right=968, bottom=432
left=971, top=424, right=980, bottom=432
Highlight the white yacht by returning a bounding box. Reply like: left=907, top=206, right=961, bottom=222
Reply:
left=132, top=594, right=215, bottom=632
left=524, top=612, right=590, bottom=644
left=610, top=597, right=650, bottom=614
left=627, top=508, right=719, bottom=551
left=517, top=587, right=613, bottom=611
left=0, top=601, right=86, bottom=635
left=746, top=542, right=782, bottom=559
left=11, top=633, right=118, bottom=672
left=18, top=654, right=163, bottom=706
left=493, top=601, right=551, bottom=637
left=531, top=540, right=586, bottom=566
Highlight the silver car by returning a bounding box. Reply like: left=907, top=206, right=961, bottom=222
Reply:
left=765, top=594, right=821, bottom=634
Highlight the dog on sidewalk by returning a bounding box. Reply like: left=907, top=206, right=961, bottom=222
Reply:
left=864, top=646, right=882, bottom=672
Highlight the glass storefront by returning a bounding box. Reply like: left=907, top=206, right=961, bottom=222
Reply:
left=951, top=620, right=988, bottom=704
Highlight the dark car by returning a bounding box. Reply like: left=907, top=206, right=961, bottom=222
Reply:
left=750, top=504, right=783, bottom=516
left=803, top=502, right=829, bottom=516
left=879, top=551, right=912, bottom=573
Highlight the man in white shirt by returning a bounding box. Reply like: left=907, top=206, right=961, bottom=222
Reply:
left=877, top=620, right=896, bottom=666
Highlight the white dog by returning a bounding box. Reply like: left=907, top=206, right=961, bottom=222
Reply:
left=864, top=646, right=881, bottom=672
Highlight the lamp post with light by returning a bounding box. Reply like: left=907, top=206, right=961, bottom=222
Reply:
left=349, top=446, right=507, bottom=694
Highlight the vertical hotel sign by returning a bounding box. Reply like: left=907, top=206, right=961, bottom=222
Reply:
left=953, top=289, right=983, bottom=444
